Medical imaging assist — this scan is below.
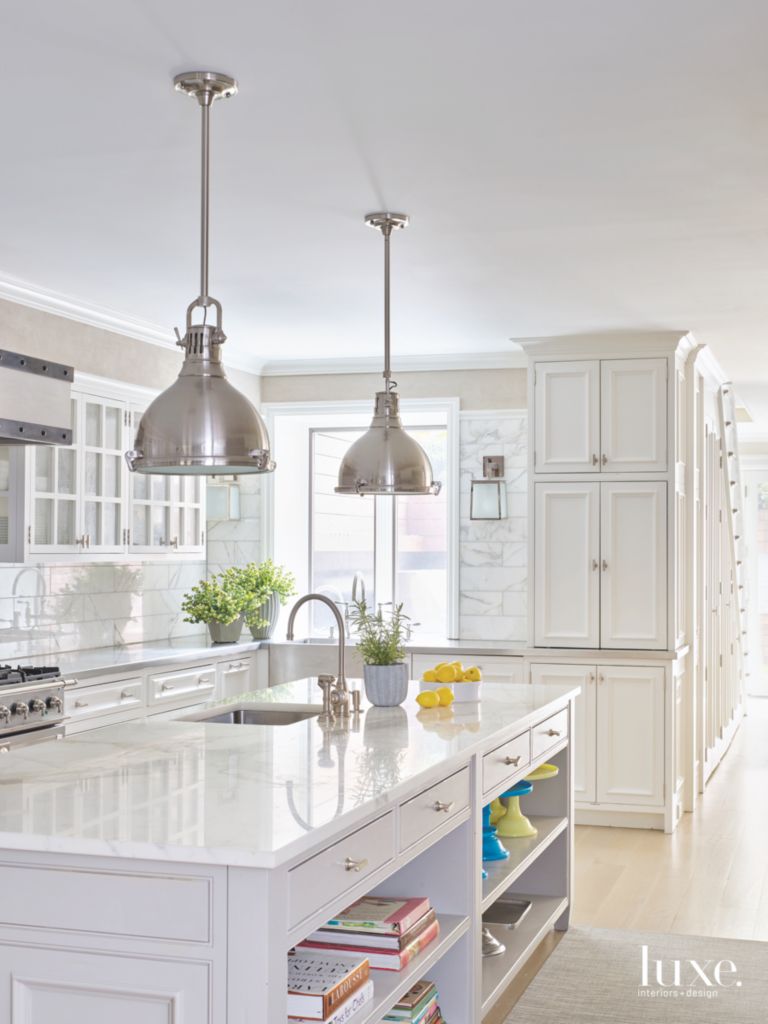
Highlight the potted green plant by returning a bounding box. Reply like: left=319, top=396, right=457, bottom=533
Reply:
left=181, top=568, right=246, bottom=644
left=234, top=560, right=297, bottom=640
left=350, top=600, right=410, bottom=707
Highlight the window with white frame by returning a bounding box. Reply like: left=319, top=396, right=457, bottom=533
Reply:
left=269, top=401, right=457, bottom=639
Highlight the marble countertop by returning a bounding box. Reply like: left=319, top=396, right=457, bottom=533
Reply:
left=56, top=636, right=264, bottom=679
left=0, top=678, right=577, bottom=869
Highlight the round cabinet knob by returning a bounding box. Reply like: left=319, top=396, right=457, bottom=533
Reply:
left=29, top=699, right=47, bottom=715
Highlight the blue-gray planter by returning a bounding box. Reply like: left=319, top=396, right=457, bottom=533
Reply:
left=208, top=615, right=244, bottom=644
left=363, top=663, right=409, bottom=707
left=248, top=592, right=281, bottom=640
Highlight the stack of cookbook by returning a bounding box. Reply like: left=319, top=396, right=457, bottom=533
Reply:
left=383, top=979, right=444, bottom=1024
left=287, top=951, right=373, bottom=1023
left=297, top=896, right=440, bottom=971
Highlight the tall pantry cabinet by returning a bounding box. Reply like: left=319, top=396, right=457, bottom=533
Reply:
left=521, top=333, right=694, bottom=832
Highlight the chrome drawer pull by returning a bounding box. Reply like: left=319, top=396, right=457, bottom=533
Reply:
left=161, top=683, right=175, bottom=692
left=546, top=728, right=561, bottom=737
left=503, top=755, right=521, bottom=766
left=120, top=690, right=134, bottom=700
left=343, top=857, right=368, bottom=873
left=74, top=700, right=89, bottom=709
left=433, top=800, right=454, bottom=813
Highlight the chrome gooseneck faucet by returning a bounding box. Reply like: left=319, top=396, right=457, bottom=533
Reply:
left=286, top=594, right=350, bottom=720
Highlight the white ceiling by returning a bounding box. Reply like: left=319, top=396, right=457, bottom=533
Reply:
left=3, top=1, right=768, bottom=401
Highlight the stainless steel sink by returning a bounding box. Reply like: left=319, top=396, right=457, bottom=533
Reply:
left=182, top=703, right=320, bottom=726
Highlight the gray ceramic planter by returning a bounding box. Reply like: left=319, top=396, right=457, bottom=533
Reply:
left=363, top=663, right=409, bottom=707
left=248, top=592, right=281, bottom=640
left=208, top=615, right=244, bottom=644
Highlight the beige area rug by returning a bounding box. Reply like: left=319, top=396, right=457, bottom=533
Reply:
left=505, top=927, right=768, bottom=1023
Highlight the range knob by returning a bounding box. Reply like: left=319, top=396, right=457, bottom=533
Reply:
left=12, top=701, right=29, bottom=720
left=30, top=699, right=47, bottom=715
left=0, top=705, right=10, bottom=724
left=47, top=696, right=63, bottom=714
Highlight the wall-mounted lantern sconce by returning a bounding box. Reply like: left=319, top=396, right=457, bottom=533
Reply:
left=470, top=456, right=507, bottom=520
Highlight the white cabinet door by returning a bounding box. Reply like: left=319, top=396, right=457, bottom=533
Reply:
left=217, top=655, right=253, bottom=698
left=1, top=945, right=211, bottom=1024
left=596, top=665, right=665, bottom=806
left=600, top=482, right=667, bottom=649
left=601, top=358, right=667, bottom=472
left=533, top=361, right=600, bottom=473
left=534, top=483, right=600, bottom=647
left=530, top=663, right=596, bottom=803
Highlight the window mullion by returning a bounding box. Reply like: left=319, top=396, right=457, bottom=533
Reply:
left=374, top=495, right=395, bottom=611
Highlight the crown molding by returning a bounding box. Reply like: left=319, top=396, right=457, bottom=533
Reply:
left=259, top=351, right=527, bottom=376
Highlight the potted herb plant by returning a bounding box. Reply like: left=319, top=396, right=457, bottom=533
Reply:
left=181, top=568, right=246, bottom=644
left=350, top=600, right=410, bottom=707
left=234, top=560, right=297, bottom=640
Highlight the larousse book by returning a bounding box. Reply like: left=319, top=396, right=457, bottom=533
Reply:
left=290, top=979, right=374, bottom=1024
left=298, top=917, right=440, bottom=972
left=308, top=910, right=437, bottom=951
left=324, top=897, right=431, bottom=936
left=287, top=952, right=369, bottom=1020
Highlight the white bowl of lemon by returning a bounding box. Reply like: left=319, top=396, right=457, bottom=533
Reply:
left=419, top=661, right=483, bottom=704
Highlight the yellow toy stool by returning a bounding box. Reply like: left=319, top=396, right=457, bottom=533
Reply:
left=496, top=763, right=559, bottom=839
left=489, top=798, right=507, bottom=826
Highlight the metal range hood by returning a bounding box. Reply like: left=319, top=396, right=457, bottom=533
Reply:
left=0, top=349, right=73, bottom=446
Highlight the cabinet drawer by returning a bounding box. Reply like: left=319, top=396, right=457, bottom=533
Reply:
left=531, top=707, right=569, bottom=760
left=288, top=812, right=395, bottom=929
left=148, top=663, right=216, bottom=707
left=217, top=656, right=253, bottom=699
left=65, top=676, right=144, bottom=723
left=399, top=767, right=470, bottom=852
left=483, top=731, right=531, bottom=795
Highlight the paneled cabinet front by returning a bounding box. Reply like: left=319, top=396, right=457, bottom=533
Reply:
left=533, top=356, right=668, bottom=475
left=530, top=663, right=596, bottom=803
left=534, top=482, right=600, bottom=648
left=596, top=665, right=665, bottom=807
left=534, top=481, right=667, bottom=649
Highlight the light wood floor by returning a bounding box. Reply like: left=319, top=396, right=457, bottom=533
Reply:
left=485, top=697, right=768, bottom=1021
left=572, top=697, right=768, bottom=940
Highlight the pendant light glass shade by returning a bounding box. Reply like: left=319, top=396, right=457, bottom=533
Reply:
left=126, top=71, right=275, bottom=476
left=336, top=213, right=440, bottom=496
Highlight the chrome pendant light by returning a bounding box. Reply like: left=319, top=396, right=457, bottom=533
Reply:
left=336, top=213, right=440, bottom=496
left=126, top=72, right=275, bottom=476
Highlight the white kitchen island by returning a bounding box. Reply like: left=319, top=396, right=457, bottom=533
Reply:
left=0, top=678, right=577, bottom=1023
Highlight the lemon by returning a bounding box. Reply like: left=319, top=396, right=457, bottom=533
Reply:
left=422, top=669, right=437, bottom=682
left=464, top=666, right=482, bottom=682
left=450, top=660, right=464, bottom=673
left=436, top=686, right=455, bottom=707
left=416, top=690, right=440, bottom=709
left=436, top=664, right=457, bottom=684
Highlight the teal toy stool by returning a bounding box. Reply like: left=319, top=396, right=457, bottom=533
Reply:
left=482, top=803, right=509, bottom=861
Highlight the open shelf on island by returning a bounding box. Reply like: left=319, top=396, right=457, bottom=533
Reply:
left=481, top=816, right=568, bottom=912
left=481, top=894, right=568, bottom=1018
left=350, top=913, right=468, bottom=1024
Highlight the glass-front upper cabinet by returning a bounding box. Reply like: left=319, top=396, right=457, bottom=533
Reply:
left=28, top=397, right=82, bottom=554
left=82, top=396, right=124, bottom=553
left=128, top=406, right=204, bottom=554
left=0, top=446, right=23, bottom=561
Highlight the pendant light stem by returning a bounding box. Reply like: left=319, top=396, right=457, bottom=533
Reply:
left=199, top=97, right=211, bottom=302
left=383, top=223, right=391, bottom=387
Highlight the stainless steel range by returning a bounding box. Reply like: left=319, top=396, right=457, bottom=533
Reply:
left=0, top=665, right=70, bottom=752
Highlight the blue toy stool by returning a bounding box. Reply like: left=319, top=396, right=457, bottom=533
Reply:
left=482, top=803, right=510, bottom=861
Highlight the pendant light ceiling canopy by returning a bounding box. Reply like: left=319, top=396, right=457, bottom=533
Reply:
left=125, top=71, right=275, bottom=476
left=335, top=213, right=441, bottom=496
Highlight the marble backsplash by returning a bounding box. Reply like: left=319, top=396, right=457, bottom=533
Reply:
left=0, top=560, right=207, bottom=661
left=459, top=411, right=528, bottom=642
left=206, top=475, right=264, bottom=578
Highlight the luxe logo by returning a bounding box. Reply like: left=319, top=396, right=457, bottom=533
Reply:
left=638, top=945, right=742, bottom=1000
